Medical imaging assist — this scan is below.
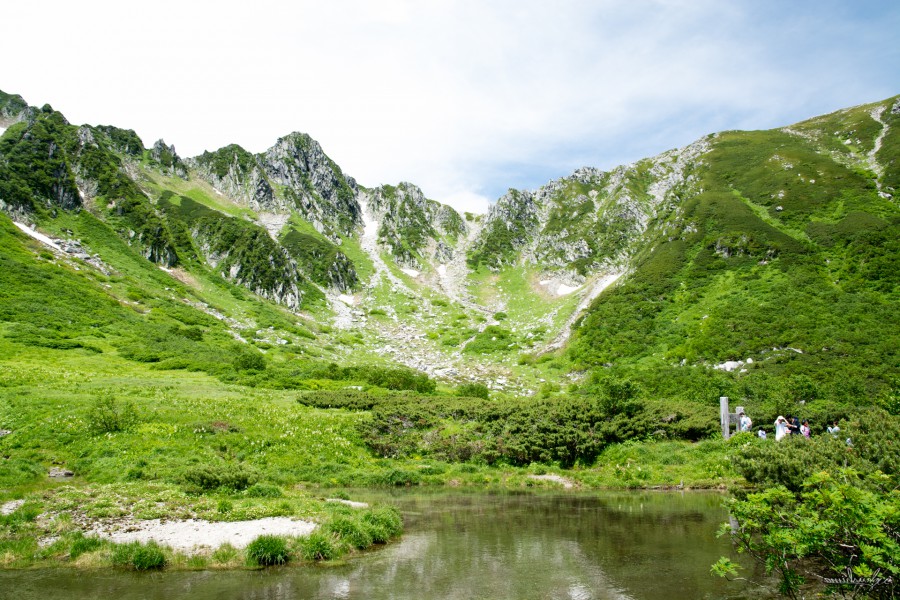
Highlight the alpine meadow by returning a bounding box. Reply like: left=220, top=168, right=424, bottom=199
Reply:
left=1, top=87, right=899, bottom=595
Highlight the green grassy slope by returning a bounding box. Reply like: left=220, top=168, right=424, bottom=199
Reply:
left=569, top=97, right=900, bottom=414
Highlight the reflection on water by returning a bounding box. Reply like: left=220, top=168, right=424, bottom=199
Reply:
left=0, top=490, right=770, bottom=599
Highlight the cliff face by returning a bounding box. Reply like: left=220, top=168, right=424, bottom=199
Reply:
left=192, top=133, right=361, bottom=242
left=263, top=132, right=361, bottom=238
left=364, top=182, right=466, bottom=269
left=468, top=140, right=709, bottom=282
left=191, top=144, right=277, bottom=212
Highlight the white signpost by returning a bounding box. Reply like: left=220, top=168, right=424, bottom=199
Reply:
left=719, top=397, right=744, bottom=439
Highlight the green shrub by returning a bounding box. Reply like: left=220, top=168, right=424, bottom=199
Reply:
left=111, top=541, right=167, bottom=570
left=722, top=471, right=900, bottom=598
left=245, top=483, right=283, bottom=498
left=361, top=507, right=403, bottom=543
left=69, top=533, right=104, bottom=559
left=87, top=395, right=139, bottom=434
left=456, top=382, right=489, bottom=400
left=463, top=326, right=518, bottom=354
left=246, top=535, right=289, bottom=566
left=298, top=531, right=339, bottom=561
left=325, top=516, right=373, bottom=549
left=182, top=463, right=258, bottom=492
left=731, top=408, right=900, bottom=492
left=211, top=543, right=238, bottom=564
left=233, top=350, right=266, bottom=372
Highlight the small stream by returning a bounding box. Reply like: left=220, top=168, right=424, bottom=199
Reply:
left=1, top=490, right=771, bottom=599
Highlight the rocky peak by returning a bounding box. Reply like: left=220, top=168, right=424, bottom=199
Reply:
left=467, top=188, right=540, bottom=270
left=92, top=125, right=145, bottom=158
left=151, top=139, right=188, bottom=178
left=262, top=132, right=360, bottom=238
left=0, top=89, right=31, bottom=126
left=191, top=144, right=277, bottom=212
left=470, top=138, right=710, bottom=277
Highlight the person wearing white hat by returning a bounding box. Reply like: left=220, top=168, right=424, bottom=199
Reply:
left=774, top=416, right=789, bottom=441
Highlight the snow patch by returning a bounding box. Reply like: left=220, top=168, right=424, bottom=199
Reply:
left=544, top=271, right=624, bottom=350
left=338, top=294, right=355, bottom=306
left=400, top=267, right=420, bottom=278
left=437, top=264, right=447, bottom=276
left=13, top=222, right=62, bottom=251
left=538, top=279, right=580, bottom=296
left=0, top=126, right=5, bottom=136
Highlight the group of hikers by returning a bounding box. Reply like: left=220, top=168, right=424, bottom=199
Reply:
left=738, top=411, right=842, bottom=441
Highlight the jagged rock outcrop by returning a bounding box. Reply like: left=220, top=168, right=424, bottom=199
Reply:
left=151, top=139, right=188, bottom=178
left=467, top=188, right=540, bottom=270
left=365, top=182, right=466, bottom=269
left=191, top=144, right=278, bottom=211
left=0, top=104, right=81, bottom=214
left=191, top=133, right=362, bottom=241
left=0, top=90, right=31, bottom=126
left=263, top=132, right=361, bottom=238
left=92, top=125, right=145, bottom=158
left=193, top=219, right=306, bottom=309
left=469, top=140, right=709, bottom=277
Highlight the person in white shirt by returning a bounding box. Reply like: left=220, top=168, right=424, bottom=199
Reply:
left=774, top=416, right=789, bottom=441
left=739, top=411, right=752, bottom=432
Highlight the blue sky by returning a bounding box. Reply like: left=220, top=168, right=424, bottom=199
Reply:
left=2, top=0, right=898, bottom=213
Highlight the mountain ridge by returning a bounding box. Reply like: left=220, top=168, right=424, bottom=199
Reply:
left=0, top=88, right=898, bottom=403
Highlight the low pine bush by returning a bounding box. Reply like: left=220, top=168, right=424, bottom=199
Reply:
left=245, top=483, right=283, bottom=498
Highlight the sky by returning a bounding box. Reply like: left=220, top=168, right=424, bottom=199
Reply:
left=2, top=1, right=898, bottom=214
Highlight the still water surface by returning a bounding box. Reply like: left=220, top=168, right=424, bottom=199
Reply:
left=3, top=490, right=769, bottom=599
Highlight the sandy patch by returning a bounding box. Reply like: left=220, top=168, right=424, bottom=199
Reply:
left=1, top=500, right=25, bottom=515
left=257, top=212, right=290, bottom=240
left=167, top=267, right=201, bottom=289
left=528, top=474, right=575, bottom=489
left=89, top=517, right=317, bottom=552
left=326, top=498, right=369, bottom=509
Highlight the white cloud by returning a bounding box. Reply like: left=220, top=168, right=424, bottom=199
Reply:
left=2, top=1, right=898, bottom=215
left=439, top=191, right=492, bottom=217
